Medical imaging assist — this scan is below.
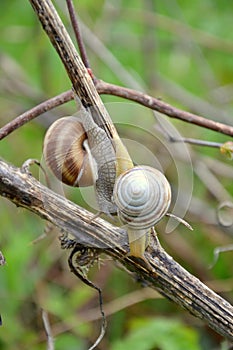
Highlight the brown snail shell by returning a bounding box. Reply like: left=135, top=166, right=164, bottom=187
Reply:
left=43, top=116, right=95, bottom=187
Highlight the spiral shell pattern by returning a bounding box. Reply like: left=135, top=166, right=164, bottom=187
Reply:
left=43, top=116, right=94, bottom=187
left=113, top=166, right=171, bottom=229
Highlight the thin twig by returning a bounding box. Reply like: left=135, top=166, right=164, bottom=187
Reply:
left=0, top=90, right=73, bottom=140
left=96, top=80, right=233, bottom=137
left=66, top=0, right=90, bottom=69
left=155, top=119, right=223, bottom=148
left=1, top=79, right=233, bottom=141
left=42, top=309, right=54, bottom=350
left=165, top=136, right=222, bottom=148
left=195, top=161, right=232, bottom=203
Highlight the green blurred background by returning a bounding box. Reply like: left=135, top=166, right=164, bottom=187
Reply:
left=0, top=0, right=232, bottom=349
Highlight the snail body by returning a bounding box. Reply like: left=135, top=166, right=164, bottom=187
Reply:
left=113, top=166, right=171, bottom=258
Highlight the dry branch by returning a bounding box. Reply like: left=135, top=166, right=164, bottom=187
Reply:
left=97, top=81, right=233, bottom=137
left=1, top=0, right=232, bottom=343
left=0, top=159, right=232, bottom=341
left=0, top=90, right=73, bottom=140
left=29, top=0, right=117, bottom=141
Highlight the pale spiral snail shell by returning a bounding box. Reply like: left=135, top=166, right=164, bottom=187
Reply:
left=113, top=166, right=171, bottom=228
left=43, top=116, right=96, bottom=187
left=113, top=166, right=171, bottom=258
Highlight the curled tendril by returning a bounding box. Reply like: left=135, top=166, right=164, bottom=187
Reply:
left=60, top=233, right=106, bottom=350
left=209, top=244, right=233, bottom=269
left=217, top=201, right=233, bottom=228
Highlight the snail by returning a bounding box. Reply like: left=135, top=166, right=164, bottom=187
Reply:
left=43, top=112, right=119, bottom=214
left=43, top=108, right=172, bottom=263
left=112, top=166, right=171, bottom=259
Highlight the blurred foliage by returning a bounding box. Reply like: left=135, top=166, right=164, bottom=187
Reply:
left=111, top=318, right=200, bottom=350
left=0, top=0, right=233, bottom=349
